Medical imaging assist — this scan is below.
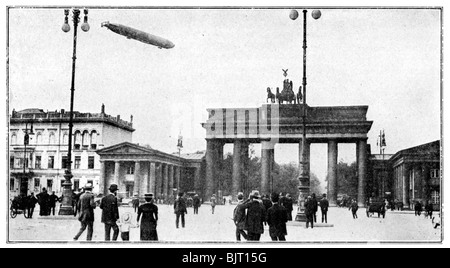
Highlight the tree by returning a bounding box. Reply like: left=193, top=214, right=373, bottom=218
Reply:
left=335, top=161, right=358, bottom=198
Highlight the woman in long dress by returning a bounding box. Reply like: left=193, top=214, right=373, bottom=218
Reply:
left=137, top=193, right=158, bottom=241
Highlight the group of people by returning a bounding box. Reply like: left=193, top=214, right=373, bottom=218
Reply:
left=73, top=183, right=159, bottom=241
left=22, top=188, right=60, bottom=218
left=304, top=193, right=330, bottom=228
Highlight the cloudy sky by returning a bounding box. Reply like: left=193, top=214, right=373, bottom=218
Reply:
left=6, top=6, right=441, bottom=182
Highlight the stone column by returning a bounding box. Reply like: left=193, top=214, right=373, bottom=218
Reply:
left=134, top=161, right=141, bottom=197
left=357, top=139, right=367, bottom=207
left=194, top=165, right=201, bottom=193
left=241, top=142, right=250, bottom=197
left=261, top=141, right=274, bottom=195
left=327, top=140, right=338, bottom=206
left=205, top=140, right=217, bottom=200
left=162, top=164, right=169, bottom=202
left=156, top=163, right=163, bottom=199
left=114, top=161, right=121, bottom=185
left=232, top=140, right=242, bottom=201
left=168, top=165, right=174, bottom=199
left=148, top=162, right=156, bottom=194
left=99, top=161, right=106, bottom=195
left=403, top=164, right=410, bottom=209
left=175, top=166, right=181, bottom=191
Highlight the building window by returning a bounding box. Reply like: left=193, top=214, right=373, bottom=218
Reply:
left=430, top=169, right=440, bottom=179
left=431, top=190, right=440, bottom=205
left=63, top=133, right=68, bottom=144
left=88, top=156, right=95, bottom=169
left=34, top=178, right=40, bottom=187
left=48, top=156, right=54, bottom=169
left=90, top=131, right=97, bottom=149
left=82, top=130, right=90, bottom=149
left=127, top=166, right=135, bottom=175
left=35, top=156, right=41, bottom=169
left=74, top=156, right=81, bottom=169
left=87, top=180, right=93, bottom=186
left=47, top=179, right=53, bottom=190
left=15, top=158, right=23, bottom=169
left=36, top=133, right=42, bottom=144
left=62, top=156, right=68, bottom=169
left=10, top=178, right=15, bottom=191
left=74, top=131, right=81, bottom=150
left=10, top=156, right=14, bottom=169
left=11, top=133, right=17, bottom=145
left=49, top=132, right=55, bottom=144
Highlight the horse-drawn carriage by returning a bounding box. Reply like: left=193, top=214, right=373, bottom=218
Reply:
left=10, top=195, right=29, bottom=218
left=366, top=199, right=386, bottom=218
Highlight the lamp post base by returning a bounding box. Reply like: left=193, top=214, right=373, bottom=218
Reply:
left=58, top=170, right=74, bottom=216
left=58, top=205, right=74, bottom=216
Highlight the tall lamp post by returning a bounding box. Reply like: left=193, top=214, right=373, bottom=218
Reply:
left=290, top=9, right=321, bottom=221
left=59, top=8, right=90, bottom=215
left=378, top=129, right=386, bottom=198
left=22, top=122, right=34, bottom=195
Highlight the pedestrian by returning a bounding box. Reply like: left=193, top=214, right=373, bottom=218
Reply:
left=284, top=194, right=294, bottom=221
left=72, top=189, right=83, bottom=217
left=100, top=184, right=120, bottom=241
left=193, top=194, right=201, bottom=214
left=278, top=192, right=286, bottom=207
left=210, top=194, right=217, bottom=214
left=233, top=192, right=248, bottom=241
left=262, top=194, right=273, bottom=212
left=267, top=192, right=288, bottom=241
left=174, top=192, right=187, bottom=228
left=350, top=199, right=358, bottom=219
left=48, top=191, right=59, bottom=216
left=414, top=201, right=423, bottom=216
left=73, top=183, right=96, bottom=241
left=425, top=201, right=433, bottom=219
left=118, top=212, right=138, bottom=241
left=243, top=190, right=266, bottom=241
left=26, top=192, right=38, bottom=219
left=311, top=193, right=318, bottom=223
left=319, top=193, right=329, bottom=223
left=36, top=187, right=50, bottom=216
left=137, top=193, right=158, bottom=241
left=305, top=196, right=315, bottom=228
left=132, top=194, right=140, bottom=213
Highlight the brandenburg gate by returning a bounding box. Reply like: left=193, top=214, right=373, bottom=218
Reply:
left=202, top=104, right=373, bottom=207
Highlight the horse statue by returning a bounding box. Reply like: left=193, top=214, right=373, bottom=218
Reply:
left=266, top=87, right=276, bottom=103
left=276, top=79, right=297, bottom=104
left=297, top=86, right=303, bottom=104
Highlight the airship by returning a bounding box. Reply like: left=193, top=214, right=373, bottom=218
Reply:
left=101, top=21, right=175, bottom=49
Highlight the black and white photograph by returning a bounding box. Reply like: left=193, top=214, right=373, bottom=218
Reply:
left=2, top=3, right=445, bottom=247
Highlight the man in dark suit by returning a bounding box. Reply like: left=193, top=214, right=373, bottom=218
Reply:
left=267, top=192, right=288, bottom=241
left=73, top=183, right=96, bottom=241
left=26, top=192, right=38, bottom=219
left=243, top=190, right=266, bottom=241
left=174, top=192, right=187, bottom=228
left=320, top=193, right=329, bottom=223
left=233, top=192, right=248, bottom=241
left=100, top=184, right=120, bottom=241
left=48, top=191, right=59, bottom=216
left=193, top=194, right=201, bottom=214
left=284, top=194, right=294, bottom=221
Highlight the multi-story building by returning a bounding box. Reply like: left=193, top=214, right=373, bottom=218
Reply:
left=9, top=105, right=134, bottom=198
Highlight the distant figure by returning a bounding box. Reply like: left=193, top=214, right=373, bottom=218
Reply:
left=137, top=193, right=158, bottom=241
left=284, top=194, right=294, bottom=221
left=350, top=199, right=358, bottom=219
left=267, top=192, right=288, bottom=241
left=425, top=201, right=433, bottom=219
left=100, top=184, right=120, bottom=241
left=305, top=196, right=315, bottom=229
left=48, top=191, right=59, bottom=216
left=233, top=192, right=248, bottom=241
left=26, top=192, right=38, bottom=219
left=414, top=201, right=423, bottom=216
left=36, top=188, right=50, bottom=216
left=243, top=190, right=266, bottom=241
left=174, top=192, right=187, bottom=228
left=118, top=212, right=138, bottom=241
left=319, top=193, right=329, bottom=223
left=132, top=195, right=140, bottom=213
left=73, top=183, right=96, bottom=241
left=193, top=194, right=201, bottom=215
left=262, top=194, right=273, bottom=212
left=210, top=194, right=217, bottom=214
left=311, top=193, right=318, bottom=223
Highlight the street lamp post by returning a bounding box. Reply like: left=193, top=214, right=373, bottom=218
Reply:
left=290, top=9, right=321, bottom=222
left=59, top=8, right=90, bottom=215
left=22, top=122, right=34, bottom=195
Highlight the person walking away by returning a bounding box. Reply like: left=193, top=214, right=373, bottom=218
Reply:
left=350, top=199, right=358, bottom=219
left=243, top=190, right=266, bottom=241
left=305, top=196, right=315, bottom=228
left=311, top=193, right=318, bottom=223
left=425, top=201, right=433, bottom=219
left=193, top=194, right=200, bottom=214
left=48, top=191, right=59, bottom=216
left=267, top=192, right=288, bottom=241
left=414, top=201, right=423, bottom=216
left=118, top=212, right=137, bottom=241
left=36, top=188, right=50, bottom=216
left=320, top=193, right=329, bottom=223
left=284, top=194, right=294, bottom=221
left=26, top=192, right=38, bottom=219
left=132, top=194, right=140, bottom=213
left=73, top=183, right=96, bottom=241
left=137, top=193, right=158, bottom=241
left=100, top=184, right=120, bottom=241
left=174, top=192, right=187, bottom=228
left=233, top=192, right=248, bottom=241
left=210, top=194, right=217, bottom=214
left=72, top=189, right=84, bottom=217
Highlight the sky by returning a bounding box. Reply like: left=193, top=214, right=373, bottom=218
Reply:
left=6, top=6, right=442, bottom=183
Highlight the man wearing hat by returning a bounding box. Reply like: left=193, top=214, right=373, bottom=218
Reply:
left=233, top=192, right=248, bottom=241
left=267, top=192, right=288, bottom=241
left=100, top=184, right=120, bottom=241
left=174, top=192, right=187, bottom=228
left=73, top=183, right=96, bottom=241
left=319, top=193, right=329, bottom=223
left=243, top=190, right=266, bottom=241
left=137, top=193, right=158, bottom=240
